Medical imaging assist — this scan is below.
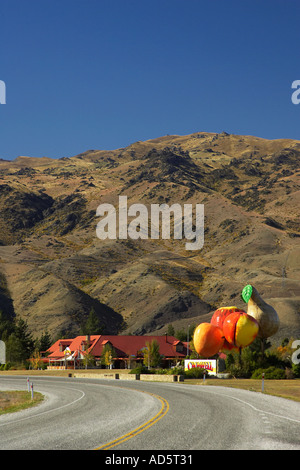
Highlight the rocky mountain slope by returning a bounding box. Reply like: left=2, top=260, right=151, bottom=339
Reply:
left=0, top=131, right=299, bottom=343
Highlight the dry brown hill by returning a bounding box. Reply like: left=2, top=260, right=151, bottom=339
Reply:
left=0, top=131, right=299, bottom=343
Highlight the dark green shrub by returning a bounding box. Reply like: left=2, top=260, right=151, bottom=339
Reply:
left=184, top=368, right=207, bottom=379
left=227, top=364, right=252, bottom=378
left=171, top=366, right=184, bottom=376
left=292, top=363, right=300, bottom=378
left=129, top=365, right=149, bottom=374
left=153, top=368, right=169, bottom=375
left=251, top=366, right=285, bottom=379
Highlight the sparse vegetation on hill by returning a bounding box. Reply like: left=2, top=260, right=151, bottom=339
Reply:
left=0, top=132, right=299, bottom=344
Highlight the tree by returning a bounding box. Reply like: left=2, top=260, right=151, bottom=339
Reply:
left=5, top=333, right=24, bottom=363
left=175, top=325, right=196, bottom=343
left=14, top=318, right=34, bottom=362
left=225, top=348, right=257, bottom=378
left=174, top=329, right=186, bottom=342
left=0, top=313, right=36, bottom=365
left=187, top=337, right=198, bottom=359
left=30, top=349, right=44, bottom=370
left=143, top=340, right=161, bottom=368
left=275, top=337, right=294, bottom=363
left=101, top=343, right=116, bottom=369
left=37, top=330, right=52, bottom=352
left=167, top=324, right=175, bottom=336
left=0, top=309, right=14, bottom=341
left=80, top=308, right=103, bottom=335
left=82, top=350, right=95, bottom=369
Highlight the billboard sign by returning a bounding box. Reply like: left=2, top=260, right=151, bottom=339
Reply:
left=184, top=359, right=217, bottom=376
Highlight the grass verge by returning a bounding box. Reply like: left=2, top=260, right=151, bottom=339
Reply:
left=0, top=390, right=44, bottom=415
left=184, top=378, right=300, bottom=402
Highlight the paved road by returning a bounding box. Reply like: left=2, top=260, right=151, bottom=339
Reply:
left=0, top=376, right=299, bottom=450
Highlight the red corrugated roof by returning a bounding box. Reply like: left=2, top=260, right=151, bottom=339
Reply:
left=47, top=335, right=188, bottom=360
left=47, top=335, right=100, bottom=360
left=89, top=335, right=187, bottom=359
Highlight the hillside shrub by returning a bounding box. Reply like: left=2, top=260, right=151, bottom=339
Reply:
left=225, top=349, right=256, bottom=378
left=184, top=368, right=208, bottom=379
left=251, top=366, right=286, bottom=380
left=153, top=368, right=171, bottom=375
left=129, top=365, right=150, bottom=374
left=292, top=363, right=300, bottom=378
left=129, top=365, right=185, bottom=376
left=171, top=366, right=184, bottom=376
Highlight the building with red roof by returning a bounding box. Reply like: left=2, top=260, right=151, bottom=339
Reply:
left=46, top=334, right=189, bottom=369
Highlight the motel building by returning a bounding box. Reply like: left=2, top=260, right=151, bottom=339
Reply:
left=44, top=334, right=189, bottom=370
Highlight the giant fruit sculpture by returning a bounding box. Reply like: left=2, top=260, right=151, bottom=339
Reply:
left=194, top=307, right=259, bottom=358
left=210, top=306, right=243, bottom=352
left=193, top=285, right=279, bottom=358
left=210, top=306, right=242, bottom=330
left=241, top=284, right=280, bottom=339
left=193, top=323, right=224, bottom=357
left=222, top=311, right=259, bottom=348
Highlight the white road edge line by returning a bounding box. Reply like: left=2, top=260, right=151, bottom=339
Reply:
left=199, top=388, right=300, bottom=424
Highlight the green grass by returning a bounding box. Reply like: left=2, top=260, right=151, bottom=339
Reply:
left=0, top=390, right=44, bottom=415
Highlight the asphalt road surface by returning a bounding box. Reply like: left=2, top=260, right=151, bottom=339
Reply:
left=0, top=375, right=299, bottom=450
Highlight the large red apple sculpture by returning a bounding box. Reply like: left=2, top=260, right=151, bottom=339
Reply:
left=211, top=306, right=246, bottom=352
left=193, top=323, right=224, bottom=357
left=223, top=311, right=259, bottom=349
left=211, top=306, right=245, bottom=329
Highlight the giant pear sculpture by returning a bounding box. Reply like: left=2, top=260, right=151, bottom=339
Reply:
left=241, top=284, right=280, bottom=339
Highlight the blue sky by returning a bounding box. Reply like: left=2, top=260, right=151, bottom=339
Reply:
left=1, top=0, right=299, bottom=160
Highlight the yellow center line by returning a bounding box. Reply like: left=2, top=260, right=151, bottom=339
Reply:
left=94, top=390, right=169, bottom=450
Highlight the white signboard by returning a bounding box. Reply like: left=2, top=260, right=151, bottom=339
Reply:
left=184, top=359, right=217, bottom=376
